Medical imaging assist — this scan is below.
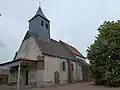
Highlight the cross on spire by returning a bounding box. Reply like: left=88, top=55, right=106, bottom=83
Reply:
left=38, top=0, right=41, bottom=7
left=38, top=0, right=44, bottom=7
left=29, top=0, right=47, bottom=21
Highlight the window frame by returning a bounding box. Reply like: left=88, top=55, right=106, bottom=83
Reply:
left=41, top=20, right=44, bottom=26
left=62, top=61, right=66, bottom=71
left=45, top=23, right=49, bottom=29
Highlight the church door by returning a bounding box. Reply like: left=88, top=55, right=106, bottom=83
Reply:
left=54, top=71, right=60, bottom=84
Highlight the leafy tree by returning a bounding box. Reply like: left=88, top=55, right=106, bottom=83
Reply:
left=87, top=21, right=120, bottom=87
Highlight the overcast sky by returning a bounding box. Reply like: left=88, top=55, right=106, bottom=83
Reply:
left=0, top=0, right=120, bottom=63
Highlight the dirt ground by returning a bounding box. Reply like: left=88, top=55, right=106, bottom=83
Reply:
left=0, top=82, right=120, bottom=90
left=26, top=82, right=120, bottom=90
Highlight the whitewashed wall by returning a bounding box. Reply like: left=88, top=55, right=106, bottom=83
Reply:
left=16, top=37, right=42, bottom=60
left=36, top=70, right=44, bottom=87
left=28, top=66, right=37, bottom=85
left=14, top=36, right=45, bottom=86
left=44, top=55, right=77, bottom=85
left=71, top=61, right=76, bottom=81
left=76, top=63, right=83, bottom=81
left=44, top=55, right=68, bottom=84
left=75, top=55, right=87, bottom=81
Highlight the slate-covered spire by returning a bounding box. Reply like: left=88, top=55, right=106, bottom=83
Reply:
left=29, top=6, right=49, bottom=22
left=29, top=6, right=50, bottom=42
left=36, top=7, right=47, bottom=18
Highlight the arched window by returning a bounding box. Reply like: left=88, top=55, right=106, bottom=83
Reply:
left=62, top=61, right=66, bottom=71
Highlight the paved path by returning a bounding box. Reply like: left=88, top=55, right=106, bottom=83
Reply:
left=26, top=83, right=120, bottom=90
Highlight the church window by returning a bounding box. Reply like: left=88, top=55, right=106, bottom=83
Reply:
left=46, top=23, right=48, bottom=29
left=62, top=61, right=66, bottom=71
left=41, top=20, right=44, bottom=26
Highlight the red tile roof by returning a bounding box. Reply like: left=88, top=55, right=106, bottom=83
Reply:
left=61, top=41, right=85, bottom=58
left=16, top=58, right=32, bottom=61
left=64, top=43, right=81, bottom=55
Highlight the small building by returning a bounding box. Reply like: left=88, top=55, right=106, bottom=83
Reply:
left=0, top=6, right=89, bottom=87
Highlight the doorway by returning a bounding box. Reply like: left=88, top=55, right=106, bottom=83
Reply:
left=26, top=70, right=28, bottom=85
left=54, top=71, right=60, bottom=84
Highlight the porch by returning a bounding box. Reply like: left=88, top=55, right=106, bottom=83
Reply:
left=0, top=58, right=37, bottom=89
left=9, top=60, right=37, bottom=86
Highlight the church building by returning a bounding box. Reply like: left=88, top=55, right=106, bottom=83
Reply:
left=0, top=6, right=89, bottom=87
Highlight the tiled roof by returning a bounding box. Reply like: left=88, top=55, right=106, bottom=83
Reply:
left=35, top=38, right=75, bottom=60
left=16, top=58, right=32, bottom=61
left=28, top=31, right=75, bottom=60
left=15, top=31, right=85, bottom=61
left=60, top=41, right=85, bottom=58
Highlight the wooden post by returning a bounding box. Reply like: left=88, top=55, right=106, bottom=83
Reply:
left=17, top=62, right=21, bottom=90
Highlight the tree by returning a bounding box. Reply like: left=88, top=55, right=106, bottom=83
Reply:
left=87, top=21, right=120, bottom=87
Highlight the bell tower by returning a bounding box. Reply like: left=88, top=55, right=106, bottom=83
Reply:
left=29, top=6, right=50, bottom=42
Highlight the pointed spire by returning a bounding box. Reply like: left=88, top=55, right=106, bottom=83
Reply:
left=35, top=6, right=47, bottom=19
left=29, top=6, right=49, bottom=22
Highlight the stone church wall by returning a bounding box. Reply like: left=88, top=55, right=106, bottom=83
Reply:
left=71, top=61, right=77, bottom=82
left=44, top=55, right=77, bottom=85
left=76, top=63, right=83, bottom=81
left=75, top=55, right=89, bottom=82
left=16, top=37, right=42, bottom=60
left=28, top=65, right=37, bottom=86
